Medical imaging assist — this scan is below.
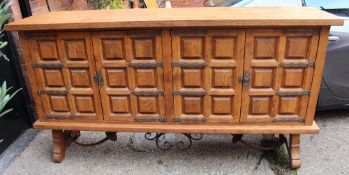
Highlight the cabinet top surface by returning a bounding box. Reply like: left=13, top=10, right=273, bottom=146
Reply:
left=6, top=7, right=343, bottom=31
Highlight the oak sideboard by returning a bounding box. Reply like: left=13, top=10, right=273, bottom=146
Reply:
left=6, top=7, right=343, bottom=169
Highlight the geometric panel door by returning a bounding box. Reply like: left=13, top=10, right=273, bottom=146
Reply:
left=92, top=31, right=165, bottom=122
left=240, top=29, right=319, bottom=123
left=171, top=30, right=245, bottom=123
left=27, top=32, right=103, bottom=120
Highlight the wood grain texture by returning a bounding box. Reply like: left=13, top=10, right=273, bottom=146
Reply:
left=34, top=121, right=320, bottom=134
left=5, top=7, right=343, bottom=31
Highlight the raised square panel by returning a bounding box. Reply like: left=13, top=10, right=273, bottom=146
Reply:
left=110, top=96, right=130, bottom=113
left=212, top=96, right=233, bottom=114
left=44, top=69, right=64, bottom=87
left=50, top=95, right=69, bottom=112
left=181, top=37, right=204, bottom=59
left=137, top=96, right=158, bottom=114
left=285, top=37, right=309, bottom=59
left=182, top=68, right=202, bottom=87
left=250, top=96, right=271, bottom=115
left=212, top=68, right=233, bottom=88
left=38, top=40, right=59, bottom=60
left=183, top=96, right=203, bottom=114
left=213, top=37, right=235, bottom=59
left=65, top=40, right=86, bottom=60
left=283, top=68, right=304, bottom=87
left=102, top=39, right=124, bottom=60
left=133, top=38, right=154, bottom=59
left=254, top=37, right=277, bottom=59
left=136, top=68, right=156, bottom=87
left=106, top=68, right=127, bottom=87
left=278, top=96, right=299, bottom=114
left=252, top=68, right=274, bottom=88
left=70, top=68, right=91, bottom=87
left=75, top=95, right=95, bottom=113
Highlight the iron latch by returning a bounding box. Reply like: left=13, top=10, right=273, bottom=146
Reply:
left=239, top=71, right=250, bottom=86
left=94, top=71, right=104, bottom=86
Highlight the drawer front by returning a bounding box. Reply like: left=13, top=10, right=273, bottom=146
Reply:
left=171, top=29, right=245, bottom=123
left=27, top=32, right=103, bottom=120
left=92, top=31, right=165, bottom=122
left=240, top=29, right=320, bottom=123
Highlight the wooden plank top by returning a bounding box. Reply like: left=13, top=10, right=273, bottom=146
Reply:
left=6, top=7, right=343, bottom=31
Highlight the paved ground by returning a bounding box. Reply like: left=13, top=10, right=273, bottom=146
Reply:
left=2, top=110, right=349, bottom=175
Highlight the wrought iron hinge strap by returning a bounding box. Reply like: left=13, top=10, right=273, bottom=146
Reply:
left=32, top=63, right=63, bottom=69
left=131, top=91, right=165, bottom=96
left=282, top=29, right=317, bottom=36
left=38, top=89, right=69, bottom=95
left=170, top=30, right=207, bottom=36
left=173, top=91, right=207, bottom=96
left=279, top=61, right=315, bottom=67
left=273, top=118, right=305, bottom=123
left=134, top=117, right=166, bottom=122
left=173, top=117, right=207, bottom=122
left=93, top=71, right=104, bottom=86
left=172, top=62, right=208, bottom=68
left=45, top=115, right=72, bottom=120
left=275, top=91, right=310, bottom=96
left=128, top=62, right=163, bottom=68
left=126, top=31, right=161, bottom=36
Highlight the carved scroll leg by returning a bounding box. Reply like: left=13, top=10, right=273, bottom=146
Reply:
left=289, top=134, right=301, bottom=169
left=52, top=130, right=77, bottom=163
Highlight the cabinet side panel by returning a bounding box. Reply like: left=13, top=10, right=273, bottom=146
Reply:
left=306, top=26, right=330, bottom=125
left=18, top=32, right=44, bottom=121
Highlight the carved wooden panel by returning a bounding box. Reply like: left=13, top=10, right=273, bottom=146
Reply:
left=172, top=30, right=245, bottom=123
left=241, top=29, right=319, bottom=123
left=28, top=32, right=102, bottom=120
left=92, top=31, right=165, bottom=122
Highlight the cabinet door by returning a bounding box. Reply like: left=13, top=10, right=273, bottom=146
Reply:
left=241, top=29, right=319, bottom=123
left=28, top=32, right=103, bottom=120
left=171, top=30, right=245, bottom=123
left=92, top=31, right=165, bottom=122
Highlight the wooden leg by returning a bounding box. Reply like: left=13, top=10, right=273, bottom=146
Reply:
left=289, top=134, right=301, bottom=169
left=52, top=130, right=78, bottom=163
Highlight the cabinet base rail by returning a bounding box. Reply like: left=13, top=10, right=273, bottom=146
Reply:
left=52, top=130, right=301, bottom=169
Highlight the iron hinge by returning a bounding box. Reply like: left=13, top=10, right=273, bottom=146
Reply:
left=275, top=91, right=311, bottom=96
left=38, top=89, right=68, bottom=95
left=134, top=117, right=166, bottom=122
left=279, top=61, right=315, bottom=68
left=173, top=117, right=207, bottom=122
left=94, top=71, right=104, bottom=86
left=273, top=118, right=305, bottom=123
left=32, top=63, right=63, bottom=69
left=45, top=115, right=72, bottom=120
left=173, top=91, right=207, bottom=96
left=172, top=62, right=208, bottom=68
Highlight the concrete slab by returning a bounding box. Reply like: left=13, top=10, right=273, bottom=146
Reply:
left=2, top=131, right=274, bottom=175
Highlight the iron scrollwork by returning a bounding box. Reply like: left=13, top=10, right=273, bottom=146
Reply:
left=144, top=133, right=203, bottom=151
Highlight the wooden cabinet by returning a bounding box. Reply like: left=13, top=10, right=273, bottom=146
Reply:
left=6, top=7, right=342, bottom=168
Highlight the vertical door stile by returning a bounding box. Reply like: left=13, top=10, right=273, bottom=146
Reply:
left=162, top=29, right=174, bottom=121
